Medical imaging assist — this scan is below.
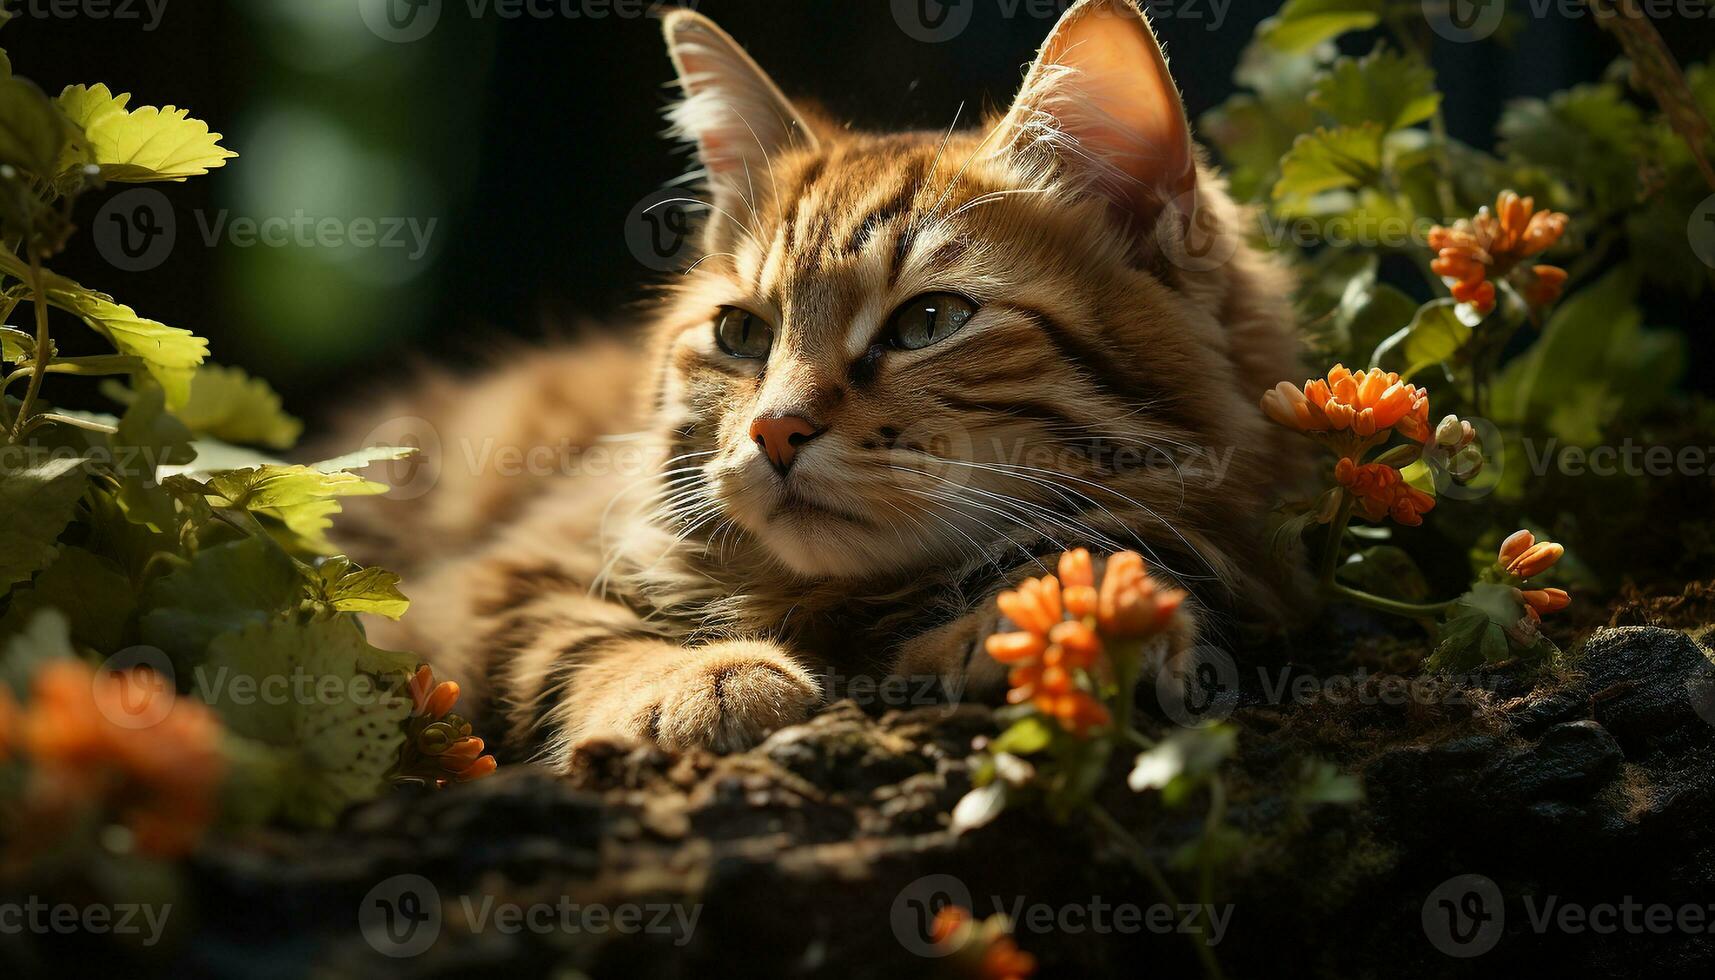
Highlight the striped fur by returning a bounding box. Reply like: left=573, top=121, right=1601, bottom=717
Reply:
left=344, top=1, right=1306, bottom=770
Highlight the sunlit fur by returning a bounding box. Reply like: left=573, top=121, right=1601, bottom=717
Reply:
left=343, top=2, right=1305, bottom=769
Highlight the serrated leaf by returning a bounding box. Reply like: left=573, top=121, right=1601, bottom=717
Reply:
left=322, top=564, right=410, bottom=620
left=1272, top=125, right=1383, bottom=216
left=176, top=364, right=303, bottom=451
left=1259, top=0, right=1383, bottom=54
left=308, top=445, right=417, bottom=475
left=0, top=75, right=71, bottom=179
left=0, top=454, right=89, bottom=591
left=1498, top=84, right=1647, bottom=213
left=201, top=617, right=413, bottom=827
left=57, top=83, right=236, bottom=182
left=1310, top=49, right=1441, bottom=133
left=29, top=267, right=207, bottom=405
left=203, top=464, right=390, bottom=555
left=139, top=534, right=301, bottom=668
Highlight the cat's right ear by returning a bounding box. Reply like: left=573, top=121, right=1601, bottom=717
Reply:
left=662, top=10, right=819, bottom=193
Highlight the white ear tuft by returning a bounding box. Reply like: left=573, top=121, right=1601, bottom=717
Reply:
left=993, top=0, right=1195, bottom=230
left=662, top=10, right=818, bottom=190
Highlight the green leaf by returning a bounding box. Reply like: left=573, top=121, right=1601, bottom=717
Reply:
left=1309, top=49, right=1441, bottom=133
left=1272, top=125, right=1383, bottom=216
left=1336, top=545, right=1431, bottom=603
left=1260, top=0, right=1383, bottom=54
left=1498, top=84, right=1647, bottom=213
left=0, top=608, right=75, bottom=699
left=33, top=268, right=207, bottom=406
left=1, top=324, right=31, bottom=363
left=319, top=561, right=410, bottom=620
left=1294, top=759, right=1364, bottom=805
left=1201, top=40, right=1330, bottom=202
left=112, top=385, right=196, bottom=528
left=176, top=364, right=303, bottom=451
left=2, top=546, right=136, bottom=653
left=56, top=83, right=236, bottom=182
left=990, top=715, right=1056, bottom=756
left=1129, top=726, right=1238, bottom=804
left=1400, top=299, right=1471, bottom=377
left=138, top=534, right=301, bottom=668
left=202, top=464, right=390, bottom=555
left=0, top=75, right=71, bottom=179
left=201, top=617, right=413, bottom=827
left=307, top=445, right=417, bottom=475
left=1490, top=268, right=1684, bottom=442
left=0, top=454, right=89, bottom=591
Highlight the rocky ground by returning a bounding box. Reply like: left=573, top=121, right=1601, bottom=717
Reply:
left=125, top=595, right=1714, bottom=979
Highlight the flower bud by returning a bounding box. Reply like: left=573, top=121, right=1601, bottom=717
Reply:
left=1498, top=530, right=1536, bottom=568
left=1435, top=414, right=1465, bottom=448
left=1507, top=542, right=1564, bottom=580
left=1451, top=444, right=1484, bottom=483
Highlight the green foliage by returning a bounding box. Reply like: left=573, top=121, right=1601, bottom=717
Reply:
left=0, top=35, right=428, bottom=840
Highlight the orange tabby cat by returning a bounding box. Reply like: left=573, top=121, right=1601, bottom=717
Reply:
left=342, top=0, right=1304, bottom=770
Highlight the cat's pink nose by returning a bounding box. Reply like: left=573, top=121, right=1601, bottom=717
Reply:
left=750, top=415, right=822, bottom=475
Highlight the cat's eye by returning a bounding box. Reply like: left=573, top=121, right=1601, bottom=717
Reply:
left=714, top=306, right=773, bottom=359
left=887, top=292, right=978, bottom=351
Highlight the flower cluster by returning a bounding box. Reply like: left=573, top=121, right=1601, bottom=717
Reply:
left=1262, top=364, right=1432, bottom=452
left=931, top=906, right=1037, bottom=980
left=391, top=666, right=498, bottom=787
left=1498, top=530, right=1570, bottom=622
left=1429, top=191, right=1570, bottom=315
left=1335, top=458, right=1436, bottom=526
left=986, top=550, right=1185, bottom=738
left=3, top=662, right=226, bottom=859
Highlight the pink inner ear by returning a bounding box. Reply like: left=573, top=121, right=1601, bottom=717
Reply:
left=1036, top=3, right=1196, bottom=207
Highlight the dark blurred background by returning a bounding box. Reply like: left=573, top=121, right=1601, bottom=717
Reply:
left=6, top=0, right=1712, bottom=419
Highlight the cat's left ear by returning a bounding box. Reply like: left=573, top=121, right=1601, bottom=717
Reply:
left=993, top=0, right=1196, bottom=231
left=662, top=10, right=819, bottom=189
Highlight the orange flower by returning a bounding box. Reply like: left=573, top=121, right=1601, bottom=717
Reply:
left=986, top=552, right=1185, bottom=739
left=1496, top=530, right=1569, bottom=620
left=20, top=662, right=225, bottom=858
left=1335, top=458, right=1436, bottom=526
left=1519, top=588, right=1571, bottom=623
left=931, top=906, right=1037, bottom=980
left=395, top=666, right=498, bottom=786
left=1429, top=191, right=1569, bottom=314
left=1262, top=365, right=1432, bottom=448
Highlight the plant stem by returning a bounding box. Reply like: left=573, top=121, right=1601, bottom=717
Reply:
left=1317, top=491, right=1354, bottom=587
left=10, top=250, right=51, bottom=443
left=1088, top=804, right=1227, bottom=980
left=24, top=412, right=117, bottom=435
left=1325, top=581, right=1455, bottom=619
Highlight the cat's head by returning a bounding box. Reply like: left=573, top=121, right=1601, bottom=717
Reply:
left=645, top=0, right=1294, bottom=596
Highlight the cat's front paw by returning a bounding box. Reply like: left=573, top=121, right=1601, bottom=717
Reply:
left=586, top=641, right=822, bottom=753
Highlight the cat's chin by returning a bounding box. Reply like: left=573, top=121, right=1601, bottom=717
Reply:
left=750, top=513, right=907, bottom=580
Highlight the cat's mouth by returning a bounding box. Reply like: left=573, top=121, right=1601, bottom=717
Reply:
left=770, top=488, right=869, bottom=527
